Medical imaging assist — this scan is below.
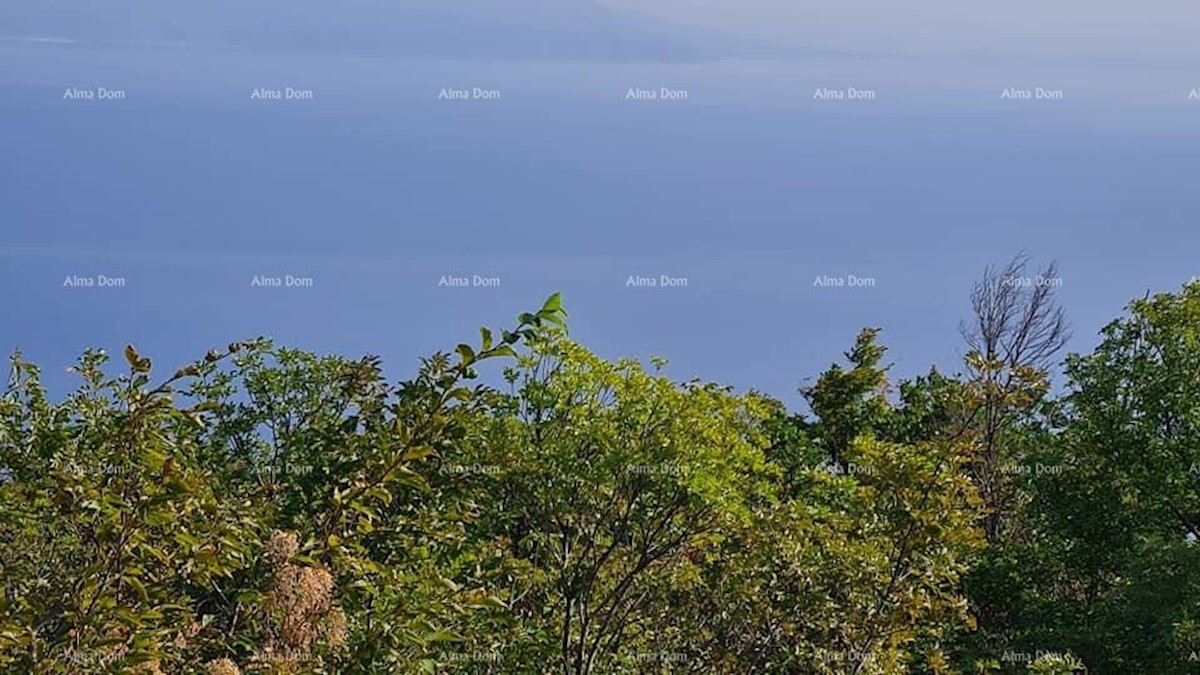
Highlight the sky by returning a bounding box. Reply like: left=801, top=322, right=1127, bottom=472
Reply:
left=1, top=1, right=1199, bottom=409
left=600, top=0, right=1200, bottom=61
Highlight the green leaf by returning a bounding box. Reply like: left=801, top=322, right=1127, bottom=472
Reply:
left=366, top=486, right=393, bottom=506
left=539, top=310, right=567, bottom=329
left=139, top=544, right=171, bottom=565
left=236, top=591, right=264, bottom=604
left=123, top=575, right=149, bottom=602
left=401, top=446, right=437, bottom=463
left=468, top=595, right=509, bottom=610
left=455, top=343, right=476, bottom=365
left=173, top=531, right=199, bottom=549
left=426, top=630, right=461, bottom=643
left=115, top=607, right=143, bottom=627
left=124, top=344, right=143, bottom=370
left=489, top=345, right=517, bottom=359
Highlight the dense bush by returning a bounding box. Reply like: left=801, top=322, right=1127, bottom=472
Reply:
left=2, top=284, right=1199, bottom=673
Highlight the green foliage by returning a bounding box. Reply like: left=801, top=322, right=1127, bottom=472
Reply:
left=1007, top=283, right=1200, bottom=673
left=4, top=283, right=1200, bottom=672
left=675, top=330, right=983, bottom=674
left=800, top=328, right=892, bottom=467
left=425, top=331, right=778, bottom=673
left=0, top=296, right=567, bottom=673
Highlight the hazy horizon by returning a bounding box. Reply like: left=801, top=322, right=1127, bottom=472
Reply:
left=3, top=3, right=1199, bottom=408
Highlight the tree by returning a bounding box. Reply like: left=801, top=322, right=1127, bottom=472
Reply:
left=664, top=330, right=983, bottom=674
left=16, top=282, right=1200, bottom=673
left=1023, top=281, right=1200, bottom=672
left=0, top=297, right=567, bottom=673
left=800, top=328, right=892, bottom=470
left=960, top=253, right=1069, bottom=544
left=0, top=345, right=257, bottom=673
left=456, top=332, right=775, bottom=674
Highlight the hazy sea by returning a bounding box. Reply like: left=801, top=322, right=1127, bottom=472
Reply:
left=3, top=43, right=1198, bottom=404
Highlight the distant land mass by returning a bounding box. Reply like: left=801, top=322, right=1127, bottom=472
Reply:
left=0, top=0, right=775, bottom=61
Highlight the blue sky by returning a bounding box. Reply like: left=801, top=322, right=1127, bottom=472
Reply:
left=1, top=2, right=1198, bottom=408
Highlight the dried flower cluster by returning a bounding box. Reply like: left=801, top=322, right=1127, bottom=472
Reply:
left=252, top=530, right=347, bottom=671
left=130, top=659, right=164, bottom=674
left=269, top=564, right=336, bottom=651
left=263, top=530, right=299, bottom=568
left=206, top=657, right=242, bottom=675
left=323, top=607, right=348, bottom=649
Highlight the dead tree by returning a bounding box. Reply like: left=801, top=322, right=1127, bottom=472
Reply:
left=960, top=254, right=1070, bottom=543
